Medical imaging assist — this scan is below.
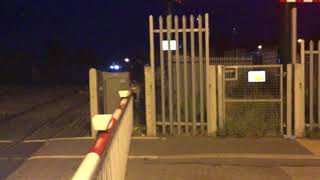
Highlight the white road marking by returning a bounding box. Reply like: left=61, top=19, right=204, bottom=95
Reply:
left=49, top=137, right=95, bottom=141
left=28, top=155, right=86, bottom=160
left=0, top=157, right=24, bottom=160
left=131, top=137, right=166, bottom=140
left=128, top=153, right=320, bottom=160
left=23, top=139, right=47, bottom=143
left=0, top=140, right=13, bottom=143
left=20, top=137, right=94, bottom=143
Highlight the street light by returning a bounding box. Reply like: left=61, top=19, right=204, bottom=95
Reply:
left=258, top=45, right=263, bottom=50
left=124, top=58, right=130, bottom=63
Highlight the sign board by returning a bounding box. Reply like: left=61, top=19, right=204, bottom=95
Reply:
left=162, top=40, right=177, bottom=51
left=280, top=0, right=320, bottom=3
left=248, top=71, right=266, bottom=83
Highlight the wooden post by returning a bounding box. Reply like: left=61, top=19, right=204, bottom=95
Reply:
left=159, top=16, right=166, bottom=134
left=309, top=41, right=314, bottom=130
left=198, top=15, right=204, bottom=134
left=281, top=66, right=284, bottom=135
left=318, top=41, right=320, bottom=129
left=207, top=65, right=217, bottom=136
left=182, top=16, right=189, bottom=134
left=217, top=65, right=224, bottom=130
left=166, top=15, right=174, bottom=134
left=205, top=13, right=210, bottom=135
left=145, top=66, right=156, bottom=136
left=89, top=68, right=99, bottom=137
left=294, top=64, right=305, bottom=138
left=294, top=40, right=305, bottom=138
left=286, top=64, right=293, bottom=137
left=148, top=16, right=157, bottom=136
left=190, top=15, right=196, bottom=135
left=174, top=16, right=182, bottom=135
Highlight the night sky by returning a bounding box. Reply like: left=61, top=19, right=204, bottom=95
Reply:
left=0, top=0, right=319, bottom=62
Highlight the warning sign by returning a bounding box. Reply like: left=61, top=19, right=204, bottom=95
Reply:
left=248, top=71, right=266, bottom=82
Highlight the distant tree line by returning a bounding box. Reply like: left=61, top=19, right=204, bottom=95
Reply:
left=0, top=41, right=100, bottom=85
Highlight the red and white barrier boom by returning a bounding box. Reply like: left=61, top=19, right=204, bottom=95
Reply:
left=72, top=90, right=133, bottom=180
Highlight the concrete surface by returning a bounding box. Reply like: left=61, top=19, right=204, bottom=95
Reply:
left=0, top=87, right=91, bottom=179
left=4, top=136, right=320, bottom=180
left=129, top=137, right=312, bottom=156
left=2, top=138, right=94, bottom=180
left=297, top=139, right=320, bottom=155
left=126, top=137, right=320, bottom=180
left=127, top=159, right=320, bottom=180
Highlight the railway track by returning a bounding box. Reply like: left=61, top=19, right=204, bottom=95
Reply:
left=0, top=94, right=89, bottom=153
left=0, top=91, right=90, bottom=180
left=0, top=88, right=79, bottom=119
left=0, top=93, right=75, bottom=122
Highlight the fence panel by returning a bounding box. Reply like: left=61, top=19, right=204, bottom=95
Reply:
left=219, top=65, right=283, bottom=136
left=149, top=14, right=210, bottom=136
left=302, top=40, right=320, bottom=135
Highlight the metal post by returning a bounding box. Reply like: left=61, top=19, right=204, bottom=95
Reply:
left=280, top=66, right=284, bottom=135
left=166, top=15, right=174, bottom=134
left=159, top=16, right=166, bottom=134
left=286, top=64, right=293, bottom=137
left=145, top=66, right=156, bottom=136
left=182, top=16, right=189, bottom=134
left=175, top=15, right=182, bottom=135
left=295, top=40, right=306, bottom=138
left=217, top=65, right=224, bottom=130
left=310, top=41, right=315, bottom=130
left=318, top=41, right=320, bottom=129
left=190, top=15, right=196, bottom=135
left=198, top=15, right=204, bottom=134
left=89, top=68, right=98, bottom=137
left=205, top=13, right=210, bottom=135
left=207, top=65, right=217, bottom=136
left=148, top=16, right=157, bottom=136
left=291, top=5, right=297, bottom=64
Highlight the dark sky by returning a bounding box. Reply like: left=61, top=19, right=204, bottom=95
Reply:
left=0, top=0, right=319, bottom=61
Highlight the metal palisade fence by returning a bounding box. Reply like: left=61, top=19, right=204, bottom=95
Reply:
left=296, top=40, right=320, bottom=137
left=147, top=14, right=211, bottom=136
left=285, top=40, right=320, bottom=138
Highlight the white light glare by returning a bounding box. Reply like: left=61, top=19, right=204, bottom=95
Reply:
left=114, top=65, right=120, bottom=70
left=124, top=58, right=130, bottom=63
left=258, top=45, right=263, bottom=50
left=162, top=40, right=177, bottom=51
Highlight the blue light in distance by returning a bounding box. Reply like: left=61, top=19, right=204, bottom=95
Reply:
left=110, top=65, right=114, bottom=69
left=114, top=65, right=120, bottom=70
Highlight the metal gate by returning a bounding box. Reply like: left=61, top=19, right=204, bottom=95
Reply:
left=147, top=14, right=211, bottom=136
left=218, top=65, right=284, bottom=136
